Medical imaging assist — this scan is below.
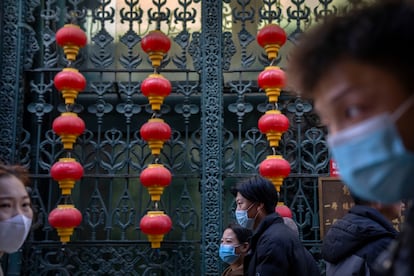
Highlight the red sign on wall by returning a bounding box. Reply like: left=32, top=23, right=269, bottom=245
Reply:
left=329, top=159, right=340, bottom=177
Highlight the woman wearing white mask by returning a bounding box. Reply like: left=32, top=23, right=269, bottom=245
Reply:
left=0, top=164, right=33, bottom=276
left=219, top=223, right=251, bottom=276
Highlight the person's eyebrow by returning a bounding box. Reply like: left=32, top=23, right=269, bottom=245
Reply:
left=315, top=85, right=354, bottom=116
left=0, top=195, right=30, bottom=200
left=326, top=85, right=353, bottom=105
left=22, top=195, right=31, bottom=200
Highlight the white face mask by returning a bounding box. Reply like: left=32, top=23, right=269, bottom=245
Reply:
left=0, top=214, right=32, bottom=253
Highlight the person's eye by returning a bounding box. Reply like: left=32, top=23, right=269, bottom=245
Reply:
left=22, top=201, right=31, bottom=208
left=344, top=105, right=362, bottom=120
left=0, top=203, right=11, bottom=208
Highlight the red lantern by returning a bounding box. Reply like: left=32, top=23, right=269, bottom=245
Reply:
left=56, top=24, right=87, bottom=61
left=54, top=68, right=87, bottom=105
left=52, top=112, right=85, bottom=150
left=141, top=73, right=172, bottom=111
left=140, top=164, right=172, bottom=201
left=140, top=210, right=172, bottom=248
left=259, top=155, right=291, bottom=192
left=140, top=118, right=171, bottom=156
left=50, top=158, right=84, bottom=195
left=141, top=30, right=171, bottom=68
left=258, top=110, right=289, bottom=147
left=48, top=204, right=82, bottom=243
left=257, top=66, right=286, bottom=103
left=257, top=24, right=287, bottom=60
left=275, top=204, right=293, bottom=218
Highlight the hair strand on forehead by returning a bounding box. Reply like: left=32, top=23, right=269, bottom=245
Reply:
left=0, top=163, right=31, bottom=186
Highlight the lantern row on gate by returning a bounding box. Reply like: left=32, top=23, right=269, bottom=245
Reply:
left=48, top=24, right=87, bottom=243
left=256, top=24, right=292, bottom=211
left=46, top=25, right=174, bottom=248
left=139, top=30, right=173, bottom=248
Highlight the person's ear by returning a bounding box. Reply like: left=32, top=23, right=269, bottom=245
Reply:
left=257, top=202, right=265, bottom=213
left=238, top=242, right=250, bottom=254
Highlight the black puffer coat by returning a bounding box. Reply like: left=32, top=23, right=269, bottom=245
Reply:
left=244, top=213, right=320, bottom=276
left=322, top=205, right=398, bottom=276
left=375, top=203, right=414, bottom=276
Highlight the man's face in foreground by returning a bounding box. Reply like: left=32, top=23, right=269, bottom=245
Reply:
left=312, top=59, right=414, bottom=151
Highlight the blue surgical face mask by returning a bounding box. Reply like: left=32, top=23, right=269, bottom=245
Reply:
left=235, top=203, right=255, bottom=229
left=219, top=244, right=240, bottom=264
left=327, top=96, right=414, bottom=203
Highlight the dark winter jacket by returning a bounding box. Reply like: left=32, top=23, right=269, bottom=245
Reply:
left=244, top=212, right=320, bottom=276
left=374, top=203, right=414, bottom=276
left=322, top=205, right=398, bottom=276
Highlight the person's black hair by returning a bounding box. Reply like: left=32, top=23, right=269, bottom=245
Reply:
left=226, top=223, right=252, bottom=244
left=289, top=0, right=414, bottom=96
left=350, top=192, right=372, bottom=206
left=233, top=175, right=278, bottom=214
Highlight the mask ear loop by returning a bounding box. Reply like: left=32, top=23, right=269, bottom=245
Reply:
left=250, top=204, right=261, bottom=225
left=233, top=244, right=241, bottom=256
left=234, top=243, right=248, bottom=255
left=391, top=95, right=414, bottom=122
left=246, top=202, right=256, bottom=212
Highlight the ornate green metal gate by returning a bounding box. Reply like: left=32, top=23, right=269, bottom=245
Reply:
left=0, top=0, right=359, bottom=275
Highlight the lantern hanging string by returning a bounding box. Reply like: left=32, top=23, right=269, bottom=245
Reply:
left=70, top=11, right=78, bottom=25
left=65, top=103, right=75, bottom=113
left=268, top=3, right=272, bottom=25
left=151, top=111, right=162, bottom=119
left=63, top=195, right=69, bottom=205
left=59, top=243, right=66, bottom=255
left=62, top=195, right=71, bottom=205
left=270, top=57, right=276, bottom=67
